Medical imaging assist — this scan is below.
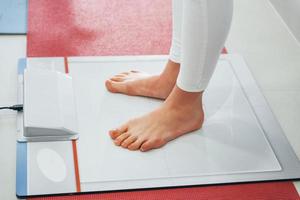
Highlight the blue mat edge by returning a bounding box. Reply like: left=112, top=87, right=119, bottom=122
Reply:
left=0, top=0, right=28, bottom=34
left=16, top=58, right=27, bottom=198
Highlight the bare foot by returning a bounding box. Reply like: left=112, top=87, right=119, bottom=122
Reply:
left=105, top=60, right=180, bottom=99
left=109, top=86, right=204, bottom=152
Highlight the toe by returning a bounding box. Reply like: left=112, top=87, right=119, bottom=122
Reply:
left=115, top=74, right=126, bottom=77
left=106, top=80, right=128, bottom=93
left=105, top=80, right=116, bottom=93
left=110, top=77, right=125, bottom=82
left=127, top=138, right=146, bottom=151
left=140, top=138, right=165, bottom=152
left=114, top=133, right=130, bottom=146
left=109, top=124, right=128, bottom=139
left=140, top=141, right=154, bottom=152
left=109, top=130, right=121, bottom=139
left=121, top=135, right=137, bottom=148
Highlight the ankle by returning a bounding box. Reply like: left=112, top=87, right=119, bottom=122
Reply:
left=160, top=60, right=180, bottom=82
left=165, top=86, right=203, bottom=108
left=162, top=88, right=205, bottom=130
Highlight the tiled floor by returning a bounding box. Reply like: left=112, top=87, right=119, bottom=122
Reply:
left=0, top=36, right=26, bottom=200
left=0, top=0, right=300, bottom=199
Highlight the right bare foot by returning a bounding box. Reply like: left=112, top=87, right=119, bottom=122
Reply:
left=105, top=60, right=180, bottom=99
left=109, top=86, right=205, bottom=152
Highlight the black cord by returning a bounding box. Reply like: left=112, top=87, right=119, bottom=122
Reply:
left=0, top=107, right=10, bottom=110
left=0, top=104, right=23, bottom=112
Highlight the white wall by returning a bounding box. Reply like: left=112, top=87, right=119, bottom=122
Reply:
left=270, top=0, right=300, bottom=43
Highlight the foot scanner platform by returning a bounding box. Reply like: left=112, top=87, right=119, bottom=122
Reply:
left=16, top=55, right=300, bottom=198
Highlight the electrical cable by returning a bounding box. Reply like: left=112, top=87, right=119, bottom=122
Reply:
left=0, top=104, right=23, bottom=112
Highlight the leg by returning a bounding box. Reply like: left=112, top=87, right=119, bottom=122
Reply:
left=105, top=0, right=183, bottom=100
left=177, top=0, right=233, bottom=92
left=169, top=0, right=183, bottom=63
left=111, top=0, right=233, bottom=152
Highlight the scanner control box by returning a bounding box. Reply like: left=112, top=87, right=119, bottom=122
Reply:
left=20, top=68, right=79, bottom=142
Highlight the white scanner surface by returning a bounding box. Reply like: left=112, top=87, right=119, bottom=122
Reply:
left=27, top=141, right=76, bottom=195
left=68, top=56, right=281, bottom=186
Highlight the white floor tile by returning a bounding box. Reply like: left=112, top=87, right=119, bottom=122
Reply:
left=0, top=36, right=26, bottom=200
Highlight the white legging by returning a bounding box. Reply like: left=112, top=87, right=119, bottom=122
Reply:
left=169, top=0, right=233, bottom=92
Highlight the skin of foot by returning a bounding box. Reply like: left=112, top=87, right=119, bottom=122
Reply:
left=108, top=86, right=204, bottom=152
left=105, top=60, right=180, bottom=99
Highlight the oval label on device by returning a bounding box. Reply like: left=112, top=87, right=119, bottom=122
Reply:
left=36, top=148, right=67, bottom=182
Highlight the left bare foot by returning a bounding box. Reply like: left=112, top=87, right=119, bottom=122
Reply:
left=105, top=60, right=180, bottom=99
left=109, top=86, right=204, bottom=152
